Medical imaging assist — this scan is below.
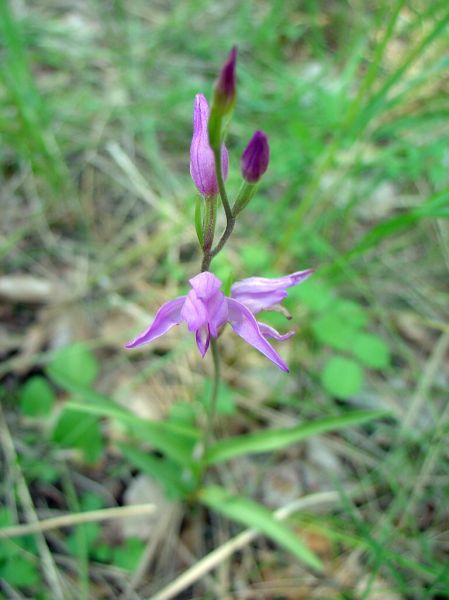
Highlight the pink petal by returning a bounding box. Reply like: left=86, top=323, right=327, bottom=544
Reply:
left=226, top=298, right=289, bottom=372
left=231, top=269, right=314, bottom=313
left=181, top=289, right=208, bottom=332
left=205, top=290, right=228, bottom=336
left=126, top=296, right=186, bottom=349
left=257, top=322, right=295, bottom=341
left=196, top=324, right=211, bottom=357
left=189, top=271, right=222, bottom=300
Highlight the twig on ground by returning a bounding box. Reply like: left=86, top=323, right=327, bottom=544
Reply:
left=0, top=503, right=157, bottom=539
left=0, top=404, right=65, bottom=600
left=124, top=504, right=180, bottom=599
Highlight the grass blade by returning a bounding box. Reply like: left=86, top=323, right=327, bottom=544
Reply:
left=200, top=486, right=322, bottom=571
left=118, top=442, right=192, bottom=498
left=205, top=410, right=388, bottom=465
left=46, top=365, right=198, bottom=465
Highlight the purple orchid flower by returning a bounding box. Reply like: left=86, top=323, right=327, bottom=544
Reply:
left=190, top=93, right=229, bottom=197
left=126, top=269, right=313, bottom=372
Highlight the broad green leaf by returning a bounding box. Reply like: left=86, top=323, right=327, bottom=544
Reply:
left=205, top=410, right=386, bottom=465
left=168, top=401, right=197, bottom=427
left=0, top=557, right=39, bottom=588
left=352, top=333, right=391, bottom=369
left=222, top=270, right=234, bottom=297
left=80, top=492, right=104, bottom=512
left=333, top=300, right=369, bottom=329
left=112, top=538, right=145, bottom=570
left=288, top=280, right=333, bottom=313
left=311, top=313, right=356, bottom=350
left=200, top=380, right=236, bottom=416
left=118, top=442, right=192, bottom=499
left=212, top=252, right=234, bottom=293
left=66, top=523, right=100, bottom=557
left=52, top=409, right=103, bottom=463
left=19, top=375, right=55, bottom=417
left=18, top=455, right=59, bottom=484
left=91, top=543, right=113, bottom=563
left=321, top=357, right=363, bottom=399
left=200, top=486, right=322, bottom=570
left=47, top=342, right=98, bottom=387
left=0, top=508, right=13, bottom=528
left=241, top=244, right=271, bottom=271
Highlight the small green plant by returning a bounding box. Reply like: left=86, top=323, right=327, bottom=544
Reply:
left=292, top=278, right=391, bottom=399
left=117, top=49, right=387, bottom=571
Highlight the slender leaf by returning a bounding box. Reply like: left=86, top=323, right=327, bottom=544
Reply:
left=200, top=486, right=322, bottom=570
left=205, top=410, right=387, bottom=465
left=66, top=399, right=197, bottom=467
left=321, top=357, right=364, bottom=399
left=47, top=368, right=197, bottom=437
left=348, top=213, right=418, bottom=259
left=47, top=366, right=198, bottom=465
left=48, top=343, right=99, bottom=387
left=118, top=443, right=192, bottom=499
left=348, top=186, right=449, bottom=258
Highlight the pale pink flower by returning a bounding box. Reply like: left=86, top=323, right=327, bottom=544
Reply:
left=126, top=270, right=313, bottom=372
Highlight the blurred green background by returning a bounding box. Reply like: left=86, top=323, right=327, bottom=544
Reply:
left=1, top=0, right=449, bottom=598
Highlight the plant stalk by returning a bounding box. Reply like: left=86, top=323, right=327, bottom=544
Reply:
left=204, top=337, right=220, bottom=454
left=210, top=147, right=235, bottom=260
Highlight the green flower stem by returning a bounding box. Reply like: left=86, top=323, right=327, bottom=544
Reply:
left=201, top=146, right=236, bottom=270
left=199, top=146, right=228, bottom=456
left=213, top=148, right=232, bottom=220
left=201, top=196, right=217, bottom=272
left=232, top=181, right=257, bottom=216
left=210, top=147, right=235, bottom=259
left=203, top=196, right=217, bottom=253
left=204, top=337, right=221, bottom=454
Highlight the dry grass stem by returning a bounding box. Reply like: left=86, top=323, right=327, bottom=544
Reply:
left=0, top=504, right=157, bottom=539
left=148, top=491, right=339, bottom=600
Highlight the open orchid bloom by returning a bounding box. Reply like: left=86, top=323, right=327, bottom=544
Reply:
left=126, top=270, right=313, bottom=372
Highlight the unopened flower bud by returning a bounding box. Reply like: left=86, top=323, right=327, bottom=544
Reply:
left=209, top=47, right=238, bottom=150
left=213, top=46, right=237, bottom=114
left=241, top=131, right=269, bottom=183
left=190, top=94, right=228, bottom=197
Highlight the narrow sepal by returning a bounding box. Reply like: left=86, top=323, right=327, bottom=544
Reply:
left=226, top=298, right=289, bottom=372
left=126, top=297, right=186, bottom=348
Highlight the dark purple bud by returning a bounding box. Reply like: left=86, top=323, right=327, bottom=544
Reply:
left=241, top=131, right=270, bottom=183
left=214, top=46, right=237, bottom=113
